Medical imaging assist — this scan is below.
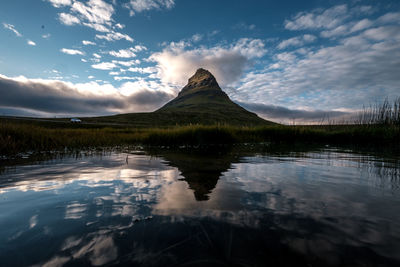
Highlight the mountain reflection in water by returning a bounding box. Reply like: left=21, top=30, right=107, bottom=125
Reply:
left=0, top=146, right=400, bottom=266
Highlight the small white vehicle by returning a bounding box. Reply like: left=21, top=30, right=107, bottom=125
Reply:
left=70, top=118, right=82, bottom=123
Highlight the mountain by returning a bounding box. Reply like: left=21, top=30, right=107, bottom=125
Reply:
left=88, top=68, right=273, bottom=127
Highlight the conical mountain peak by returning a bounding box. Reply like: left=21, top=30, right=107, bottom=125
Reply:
left=154, top=68, right=273, bottom=126
left=179, top=68, right=220, bottom=96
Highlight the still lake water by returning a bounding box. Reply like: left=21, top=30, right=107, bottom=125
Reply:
left=0, top=146, right=400, bottom=266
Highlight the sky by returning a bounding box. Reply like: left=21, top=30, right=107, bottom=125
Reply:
left=1, top=0, right=399, bottom=123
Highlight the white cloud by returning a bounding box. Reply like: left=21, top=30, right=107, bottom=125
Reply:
left=109, top=48, right=137, bottom=58
left=127, top=67, right=157, bottom=74
left=59, top=13, right=81, bottom=26
left=377, top=12, right=400, bottom=24
left=27, top=40, right=36, bottom=46
left=81, top=58, right=88, bottom=62
left=42, top=33, right=51, bottom=39
left=285, top=4, right=348, bottom=30
left=124, top=0, right=175, bottom=16
left=70, top=0, right=114, bottom=26
left=60, top=48, right=85, bottom=55
left=112, top=59, right=141, bottom=67
left=114, top=76, right=138, bottom=81
left=91, top=62, right=117, bottom=70
left=191, top=34, right=203, bottom=42
left=150, top=38, right=267, bottom=86
left=88, top=75, right=95, bottom=79
left=93, top=53, right=102, bottom=58
left=51, top=0, right=122, bottom=34
left=82, top=40, right=96, bottom=45
left=82, top=22, right=110, bottom=32
left=2, top=23, right=22, bottom=37
left=236, top=25, right=400, bottom=111
left=320, top=25, right=349, bottom=38
left=350, top=18, right=373, bottom=33
left=277, top=34, right=316, bottom=49
left=115, top=23, right=125, bottom=29
left=95, top=31, right=134, bottom=42
left=108, top=46, right=146, bottom=58
left=47, top=0, right=72, bottom=8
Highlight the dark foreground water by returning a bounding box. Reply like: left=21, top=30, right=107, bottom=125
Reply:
left=0, top=146, right=400, bottom=267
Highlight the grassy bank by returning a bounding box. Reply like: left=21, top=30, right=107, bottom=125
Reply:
left=1, top=119, right=399, bottom=156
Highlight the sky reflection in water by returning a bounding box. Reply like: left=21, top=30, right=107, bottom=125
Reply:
left=0, top=148, right=400, bottom=266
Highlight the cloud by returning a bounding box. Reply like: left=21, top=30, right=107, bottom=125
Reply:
left=47, top=0, right=72, bottom=8
left=113, top=76, right=137, bottom=81
left=237, top=101, right=350, bottom=124
left=284, top=4, right=349, bottom=30
left=50, top=0, right=129, bottom=36
left=277, top=34, right=316, bottom=49
left=27, top=40, right=36, bottom=46
left=95, top=31, right=134, bottom=42
left=111, top=59, right=141, bottom=67
left=109, top=48, right=136, bottom=58
left=60, top=48, right=85, bottom=55
left=115, top=23, right=125, bottom=29
left=350, top=18, right=373, bottom=33
left=2, top=23, right=22, bottom=37
left=59, top=13, right=81, bottom=25
left=124, top=0, right=175, bottom=16
left=42, top=33, right=51, bottom=39
left=93, top=53, right=102, bottom=59
left=149, top=38, right=267, bottom=86
left=0, top=74, right=174, bottom=116
left=235, top=22, right=400, bottom=111
left=108, top=46, right=146, bottom=58
left=91, top=62, right=116, bottom=70
left=127, top=67, right=157, bottom=74
left=82, top=40, right=96, bottom=45
left=70, top=0, right=114, bottom=27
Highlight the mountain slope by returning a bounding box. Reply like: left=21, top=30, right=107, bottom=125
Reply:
left=154, top=68, right=272, bottom=125
left=88, top=68, right=274, bottom=127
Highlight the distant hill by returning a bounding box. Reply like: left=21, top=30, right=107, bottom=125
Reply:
left=88, top=68, right=274, bottom=127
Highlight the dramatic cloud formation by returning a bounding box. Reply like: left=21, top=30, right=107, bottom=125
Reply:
left=124, top=0, right=175, bottom=16
left=2, top=23, right=22, bottom=37
left=0, top=74, right=174, bottom=116
left=150, top=38, right=267, bottom=86
left=235, top=7, right=400, bottom=112
left=3, top=1, right=400, bottom=122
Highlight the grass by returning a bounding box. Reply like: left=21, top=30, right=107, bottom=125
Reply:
left=1, top=118, right=399, bottom=157
left=1, top=98, right=400, bottom=156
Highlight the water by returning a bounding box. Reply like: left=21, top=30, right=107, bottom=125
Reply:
left=0, top=146, right=400, bottom=266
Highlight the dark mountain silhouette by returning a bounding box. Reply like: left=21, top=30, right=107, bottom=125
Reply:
left=149, top=147, right=241, bottom=201
left=88, top=68, right=273, bottom=126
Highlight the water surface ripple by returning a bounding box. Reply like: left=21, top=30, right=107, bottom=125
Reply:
left=0, top=147, right=399, bottom=266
